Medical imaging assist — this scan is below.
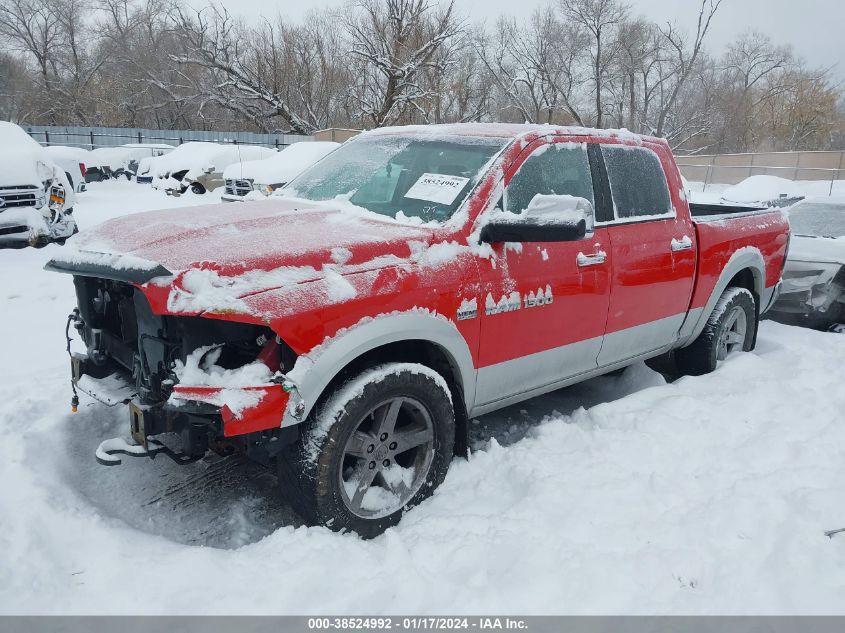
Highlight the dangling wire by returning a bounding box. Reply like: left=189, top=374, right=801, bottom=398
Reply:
left=66, top=309, right=80, bottom=412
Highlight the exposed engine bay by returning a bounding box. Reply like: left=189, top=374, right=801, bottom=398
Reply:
left=68, top=275, right=299, bottom=463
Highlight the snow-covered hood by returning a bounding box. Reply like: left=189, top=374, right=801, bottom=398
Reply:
left=49, top=198, right=439, bottom=295
left=222, top=142, right=339, bottom=184
left=0, top=147, right=54, bottom=186
left=788, top=235, right=845, bottom=266
left=222, top=157, right=286, bottom=183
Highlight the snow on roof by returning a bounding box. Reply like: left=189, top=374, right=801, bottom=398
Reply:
left=152, top=143, right=276, bottom=176
left=362, top=122, right=655, bottom=144
left=44, top=145, right=91, bottom=161
left=0, top=121, right=42, bottom=153
left=88, top=147, right=136, bottom=168
left=122, top=143, right=174, bottom=149
left=222, top=141, right=338, bottom=182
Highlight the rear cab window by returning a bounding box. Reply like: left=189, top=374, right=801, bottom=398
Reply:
left=599, top=145, right=673, bottom=222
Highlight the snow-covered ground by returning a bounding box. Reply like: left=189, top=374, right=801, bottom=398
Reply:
left=1, top=180, right=845, bottom=614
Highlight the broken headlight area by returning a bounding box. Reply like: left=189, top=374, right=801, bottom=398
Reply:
left=68, top=275, right=301, bottom=461
left=49, top=183, right=66, bottom=211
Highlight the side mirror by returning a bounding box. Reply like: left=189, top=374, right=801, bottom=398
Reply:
left=480, top=194, right=594, bottom=244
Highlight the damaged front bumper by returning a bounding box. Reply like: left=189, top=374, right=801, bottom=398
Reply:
left=71, top=351, right=303, bottom=437
left=70, top=349, right=305, bottom=468
left=0, top=205, right=76, bottom=247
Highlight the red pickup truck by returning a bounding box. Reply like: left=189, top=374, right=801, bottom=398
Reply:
left=47, top=124, right=789, bottom=537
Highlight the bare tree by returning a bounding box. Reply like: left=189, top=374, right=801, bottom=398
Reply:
left=168, top=5, right=314, bottom=133
left=654, top=0, right=722, bottom=136
left=0, top=0, right=65, bottom=119
left=0, top=0, right=841, bottom=154
left=345, top=0, right=463, bottom=127
left=558, top=0, right=629, bottom=128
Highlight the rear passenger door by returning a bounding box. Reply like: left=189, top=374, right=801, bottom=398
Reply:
left=595, top=143, right=697, bottom=367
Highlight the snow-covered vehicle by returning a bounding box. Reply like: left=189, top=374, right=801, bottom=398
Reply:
left=47, top=123, right=790, bottom=536
left=135, top=154, right=162, bottom=184
left=0, top=122, right=76, bottom=248
left=87, top=144, right=175, bottom=182
left=83, top=147, right=128, bottom=183
left=221, top=141, right=339, bottom=202
left=721, top=175, right=805, bottom=208
left=148, top=142, right=276, bottom=195
left=118, top=143, right=173, bottom=180
left=44, top=145, right=90, bottom=192
left=768, top=198, right=845, bottom=330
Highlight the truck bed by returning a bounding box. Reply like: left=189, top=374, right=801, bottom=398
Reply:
left=689, top=202, right=767, bottom=219
left=688, top=204, right=789, bottom=315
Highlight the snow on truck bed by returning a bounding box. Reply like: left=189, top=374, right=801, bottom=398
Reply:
left=2, top=180, right=845, bottom=614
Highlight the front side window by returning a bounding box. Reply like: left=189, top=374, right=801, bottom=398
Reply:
left=505, top=143, right=594, bottom=214
left=601, top=145, right=672, bottom=219
left=285, top=134, right=508, bottom=223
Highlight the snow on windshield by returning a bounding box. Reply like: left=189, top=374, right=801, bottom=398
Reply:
left=285, top=135, right=508, bottom=223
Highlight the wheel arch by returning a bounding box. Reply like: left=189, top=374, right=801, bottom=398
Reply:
left=283, top=313, right=477, bottom=457
left=679, top=247, right=765, bottom=347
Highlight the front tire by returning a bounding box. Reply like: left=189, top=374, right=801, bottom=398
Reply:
left=676, top=287, right=757, bottom=376
left=279, top=363, right=455, bottom=538
left=190, top=182, right=206, bottom=195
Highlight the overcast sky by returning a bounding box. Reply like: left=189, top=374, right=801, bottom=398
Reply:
left=217, top=0, right=844, bottom=80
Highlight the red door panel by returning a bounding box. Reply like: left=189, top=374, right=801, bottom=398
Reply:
left=474, top=139, right=612, bottom=405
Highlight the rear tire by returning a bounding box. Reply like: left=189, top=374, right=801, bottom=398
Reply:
left=676, top=287, right=757, bottom=376
left=278, top=363, right=455, bottom=538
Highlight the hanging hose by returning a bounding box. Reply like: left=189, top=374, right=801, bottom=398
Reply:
left=66, top=309, right=80, bottom=412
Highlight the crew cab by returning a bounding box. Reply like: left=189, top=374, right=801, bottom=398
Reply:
left=46, top=124, right=789, bottom=537
left=0, top=121, right=76, bottom=248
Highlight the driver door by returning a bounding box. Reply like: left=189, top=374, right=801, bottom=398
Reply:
left=474, top=139, right=612, bottom=408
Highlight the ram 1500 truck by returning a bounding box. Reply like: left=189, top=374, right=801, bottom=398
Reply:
left=46, top=124, right=790, bottom=537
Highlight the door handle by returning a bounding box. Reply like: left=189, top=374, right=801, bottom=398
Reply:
left=671, top=236, right=693, bottom=252
left=577, top=250, right=607, bottom=267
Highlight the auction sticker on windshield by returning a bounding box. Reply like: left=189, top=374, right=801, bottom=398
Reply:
left=404, top=173, right=470, bottom=205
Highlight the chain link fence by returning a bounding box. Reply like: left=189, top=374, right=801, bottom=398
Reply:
left=24, top=125, right=314, bottom=149
left=676, top=151, right=845, bottom=194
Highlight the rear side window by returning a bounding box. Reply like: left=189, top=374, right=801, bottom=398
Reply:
left=506, top=143, right=594, bottom=214
left=601, top=145, right=672, bottom=219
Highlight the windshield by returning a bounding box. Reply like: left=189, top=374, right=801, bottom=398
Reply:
left=789, top=203, right=845, bottom=238
left=284, top=134, right=508, bottom=223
